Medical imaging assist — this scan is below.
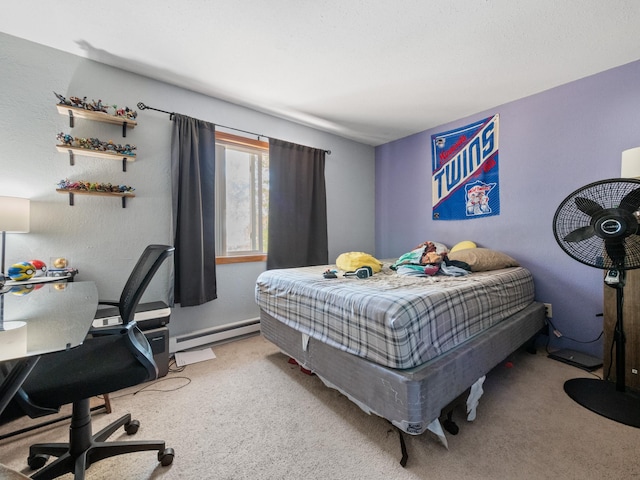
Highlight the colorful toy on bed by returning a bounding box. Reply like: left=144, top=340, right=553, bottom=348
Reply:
left=391, top=241, right=449, bottom=276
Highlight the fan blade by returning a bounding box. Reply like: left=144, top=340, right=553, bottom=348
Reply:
left=564, top=225, right=595, bottom=242
left=574, top=197, right=603, bottom=217
left=618, top=187, right=640, bottom=213
left=605, top=240, right=626, bottom=266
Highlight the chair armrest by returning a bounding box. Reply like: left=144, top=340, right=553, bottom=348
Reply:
left=86, top=322, right=158, bottom=381
left=124, top=322, right=158, bottom=381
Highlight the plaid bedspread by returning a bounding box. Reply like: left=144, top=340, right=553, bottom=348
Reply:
left=255, top=263, right=535, bottom=369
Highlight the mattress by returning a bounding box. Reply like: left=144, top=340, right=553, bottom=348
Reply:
left=255, top=263, right=535, bottom=369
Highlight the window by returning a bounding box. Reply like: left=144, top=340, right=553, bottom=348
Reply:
left=215, top=132, right=269, bottom=263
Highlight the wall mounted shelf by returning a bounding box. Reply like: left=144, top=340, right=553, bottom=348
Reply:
left=55, top=145, right=136, bottom=172
left=56, top=189, right=135, bottom=208
left=56, top=104, right=137, bottom=137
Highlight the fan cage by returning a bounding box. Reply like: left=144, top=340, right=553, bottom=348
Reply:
left=553, top=178, right=640, bottom=271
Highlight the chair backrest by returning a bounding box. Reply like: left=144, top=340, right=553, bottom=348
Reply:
left=118, top=245, right=175, bottom=325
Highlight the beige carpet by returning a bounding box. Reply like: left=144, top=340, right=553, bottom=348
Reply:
left=1, top=334, right=639, bottom=479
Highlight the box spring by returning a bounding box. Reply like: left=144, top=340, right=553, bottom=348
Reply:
left=261, top=301, right=545, bottom=435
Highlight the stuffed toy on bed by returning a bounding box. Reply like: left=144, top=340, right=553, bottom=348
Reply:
left=391, top=241, right=470, bottom=277
left=391, top=241, right=447, bottom=275
left=335, top=252, right=383, bottom=273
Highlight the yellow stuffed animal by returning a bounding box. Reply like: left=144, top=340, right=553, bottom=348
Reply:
left=335, top=252, right=383, bottom=273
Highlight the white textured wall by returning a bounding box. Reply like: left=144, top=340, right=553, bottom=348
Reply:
left=0, top=33, right=375, bottom=339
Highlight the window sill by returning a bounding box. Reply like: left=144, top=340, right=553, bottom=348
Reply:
left=216, top=254, right=267, bottom=264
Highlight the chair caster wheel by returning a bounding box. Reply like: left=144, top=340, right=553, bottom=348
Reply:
left=28, top=453, right=49, bottom=470
left=125, top=419, right=140, bottom=435
left=159, top=447, right=175, bottom=466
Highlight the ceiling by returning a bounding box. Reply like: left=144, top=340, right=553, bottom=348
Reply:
left=2, top=1, right=640, bottom=146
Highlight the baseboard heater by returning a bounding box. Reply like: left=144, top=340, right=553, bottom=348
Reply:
left=169, top=318, right=261, bottom=353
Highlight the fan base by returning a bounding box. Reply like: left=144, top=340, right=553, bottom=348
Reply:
left=564, top=378, right=640, bottom=428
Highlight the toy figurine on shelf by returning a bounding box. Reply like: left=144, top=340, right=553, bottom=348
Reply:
left=54, top=91, right=72, bottom=106
left=55, top=133, right=137, bottom=156
left=74, top=137, right=91, bottom=149
left=89, top=99, right=109, bottom=113
left=56, top=132, right=74, bottom=145
left=69, top=96, right=89, bottom=109
left=113, top=105, right=138, bottom=120
left=57, top=178, right=135, bottom=193
left=124, top=107, right=137, bottom=120
left=55, top=92, right=96, bottom=110
left=56, top=93, right=138, bottom=120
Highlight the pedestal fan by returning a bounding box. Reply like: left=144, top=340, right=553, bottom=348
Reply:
left=553, top=178, right=640, bottom=428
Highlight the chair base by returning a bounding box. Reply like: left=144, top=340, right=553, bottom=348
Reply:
left=28, top=398, right=174, bottom=480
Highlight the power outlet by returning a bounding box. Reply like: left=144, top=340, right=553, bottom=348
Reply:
left=544, top=303, right=553, bottom=318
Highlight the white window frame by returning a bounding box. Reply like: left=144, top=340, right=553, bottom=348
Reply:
left=214, top=132, right=269, bottom=264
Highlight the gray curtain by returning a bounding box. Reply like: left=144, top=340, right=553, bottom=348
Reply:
left=267, top=139, right=328, bottom=270
left=170, top=114, right=217, bottom=306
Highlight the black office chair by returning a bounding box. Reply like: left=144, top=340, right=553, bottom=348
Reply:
left=14, top=244, right=175, bottom=480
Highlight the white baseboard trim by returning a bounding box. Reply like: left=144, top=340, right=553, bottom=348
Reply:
left=169, top=318, right=261, bottom=353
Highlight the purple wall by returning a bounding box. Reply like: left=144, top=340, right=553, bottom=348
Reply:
left=375, top=59, right=640, bottom=357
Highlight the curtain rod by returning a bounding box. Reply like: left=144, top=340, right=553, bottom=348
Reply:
left=136, top=102, right=331, bottom=155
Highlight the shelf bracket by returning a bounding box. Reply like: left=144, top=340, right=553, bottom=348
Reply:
left=122, top=121, right=127, bottom=138
left=67, top=109, right=74, bottom=128
left=68, top=149, right=75, bottom=166
left=122, top=196, right=127, bottom=208
left=122, top=158, right=127, bottom=172
left=68, top=192, right=74, bottom=206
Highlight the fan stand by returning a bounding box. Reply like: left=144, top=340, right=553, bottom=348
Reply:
left=563, top=270, right=640, bottom=428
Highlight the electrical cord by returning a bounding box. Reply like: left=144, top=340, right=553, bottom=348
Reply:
left=543, top=318, right=605, bottom=379
left=168, top=355, right=187, bottom=373
left=545, top=317, right=603, bottom=345
left=604, top=332, right=616, bottom=382
left=102, top=369, right=192, bottom=401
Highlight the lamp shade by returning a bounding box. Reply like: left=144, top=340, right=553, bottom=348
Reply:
left=621, top=147, right=640, bottom=178
left=0, top=196, right=30, bottom=232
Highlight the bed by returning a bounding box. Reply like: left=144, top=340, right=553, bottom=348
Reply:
left=255, top=255, right=545, bottom=457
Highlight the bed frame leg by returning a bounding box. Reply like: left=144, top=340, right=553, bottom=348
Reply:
left=396, top=427, right=408, bottom=467
left=443, top=410, right=459, bottom=435
left=525, top=334, right=538, bottom=354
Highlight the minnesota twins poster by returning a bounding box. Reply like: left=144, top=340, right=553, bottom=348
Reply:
left=431, top=114, right=500, bottom=220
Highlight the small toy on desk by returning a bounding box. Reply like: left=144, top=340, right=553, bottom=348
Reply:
left=7, top=262, right=36, bottom=281
left=28, top=259, right=47, bottom=277
left=48, top=257, right=78, bottom=279
left=52, top=257, right=68, bottom=269
left=48, top=267, right=79, bottom=278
